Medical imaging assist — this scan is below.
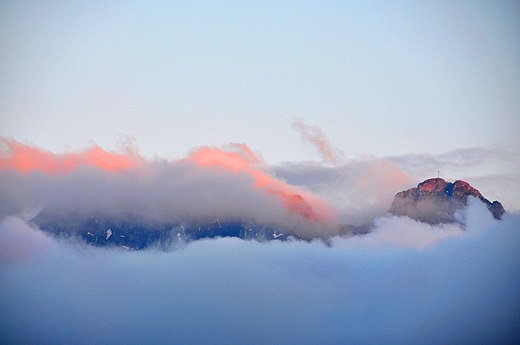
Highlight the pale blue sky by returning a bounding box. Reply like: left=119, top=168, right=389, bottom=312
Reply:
left=1, top=1, right=519, bottom=164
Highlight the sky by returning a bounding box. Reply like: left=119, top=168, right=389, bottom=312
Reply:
left=1, top=1, right=519, bottom=164
left=1, top=1, right=520, bottom=344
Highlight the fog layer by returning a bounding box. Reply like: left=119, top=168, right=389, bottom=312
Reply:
left=1, top=139, right=519, bottom=344
left=1, top=200, right=519, bottom=344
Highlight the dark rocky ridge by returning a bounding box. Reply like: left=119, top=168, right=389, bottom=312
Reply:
left=32, top=207, right=370, bottom=250
left=389, top=178, right=505, bottom=224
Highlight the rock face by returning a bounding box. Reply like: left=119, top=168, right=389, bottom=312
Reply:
left=389, top=178, right=505, bottom=224
left=31, top=207, right=371, bottom=250
left=31, top=210, right=291, bottom=250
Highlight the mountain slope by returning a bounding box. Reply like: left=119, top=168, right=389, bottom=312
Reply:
left=389, top=178, right=505, bottom=224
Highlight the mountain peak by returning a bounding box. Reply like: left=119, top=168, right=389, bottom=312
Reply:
left=390, top=178, right=505, bottom=224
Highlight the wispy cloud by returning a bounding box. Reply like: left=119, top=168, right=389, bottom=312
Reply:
left=274, top=159, right=414, bottom=225
left=291, top=117, right=344, bottom=166
left=387, top=146, right=520, bottom=179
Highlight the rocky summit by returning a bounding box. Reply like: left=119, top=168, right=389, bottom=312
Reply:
left=389, top=178, right=505, bottom=225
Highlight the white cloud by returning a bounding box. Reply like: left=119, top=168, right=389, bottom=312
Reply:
left=1, top=203, right=519, bottom=344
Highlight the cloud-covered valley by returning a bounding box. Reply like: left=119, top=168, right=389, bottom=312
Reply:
left=1, top=204, right=519, bottom=344
left=1, top=138, right=519, bottom=344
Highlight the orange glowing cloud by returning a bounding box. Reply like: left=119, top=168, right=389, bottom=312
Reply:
left=188, top=144, right=338, bottom=224
left=0, top=138, right=337, bottom=225
left=0, top=137, right=139, bottom=174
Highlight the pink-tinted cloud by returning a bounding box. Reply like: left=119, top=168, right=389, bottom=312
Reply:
left=0, top=137, right=140, bottom=174
left=291, top=117, right=344, bottom=166
left=187, top=144, right=337, bottom=224
left=0, top=139, right=338, bottom=233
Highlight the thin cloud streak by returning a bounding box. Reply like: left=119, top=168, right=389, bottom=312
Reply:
left=291, top=117, right=344, bottom=166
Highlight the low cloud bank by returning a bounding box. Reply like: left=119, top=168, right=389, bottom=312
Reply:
left=0, top=139, right=339, bottom=239
left=1, top=201, right=519, bottom=344
left=1, top=139, right=519, bottom=344
left=3, top=138, right=517, bottom=233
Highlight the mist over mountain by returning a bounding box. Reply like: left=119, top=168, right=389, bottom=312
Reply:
left=29, top=176, right=503, bottom=250
left=2, top=201, right=519, bottom=345
left=0, top=137, right=509, bottom=250
left=1, top=139, right=519, bottom=344
left=31, top=207, right=372, bottom=250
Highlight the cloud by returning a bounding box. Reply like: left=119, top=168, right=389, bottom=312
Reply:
left=387, top=146, right=520, bottom=179
left=350, top=215, right=464, bottom=250
left=273, top=159, right=414, bottom=225
left=1, top=203, right=519, bottom=344
left=0, top=216, right=54, bottom=264
left=2, top=138, right=516, bottom=237
left=0, top=138, right=339, bottom=239
left=1, top=139, right=519, bottom=344
left=0, top=136, right=141, bottom=173
left=291, top=117, right=344, bottom=166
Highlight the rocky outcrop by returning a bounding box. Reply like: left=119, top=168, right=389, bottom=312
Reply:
left=389, top=178, right=505, bottom=224
left=31, top=206, right=370, bottom=250
left=31, top=209, right=294, bottom=250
